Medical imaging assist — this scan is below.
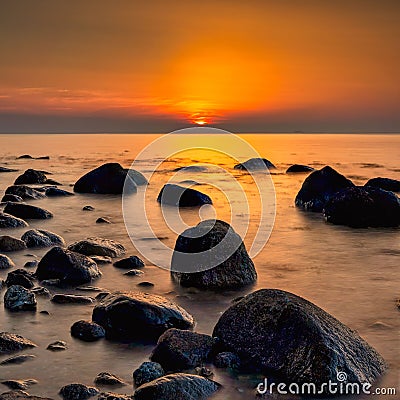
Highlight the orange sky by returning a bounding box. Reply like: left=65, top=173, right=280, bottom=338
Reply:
left=0, top=0, right=399, bottom=132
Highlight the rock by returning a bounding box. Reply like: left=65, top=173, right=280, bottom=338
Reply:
left=125, top=169, right=148, bottom=186
left=40, top=279, right=60, bottom=287
left=0, top=380, right=37, bottom=391
left=96, top=217, right=111, bottom=224
left=68, top=238, right=125, bottom=258
left=213, top=352, right=240, bottom=369
left=171, top=220, right=256, bottom=289
left=5, top=269, right=35, bottom=288
left=75, top=286, right=104, bottom=292
left=0, top=167, right=18, bottom=172
left=133, top=373, right=219, bottom=400
left=47, top=340, right=67, bottom=351
left=95, top=292, right=111, bottom=301
left=295, top=166, right=355, bottom=212
left=365, top=177, right=400, bottom=192
left=124, top=269, right=144, bottom=276
left=0, top=214, right=28, bottom=229
left=234, top=158, right=275, bottom=171
left=0, top=255, right=15, bottom=270
left=157, top=184, right=212, bottom=207
left=45, top=187, right=74, bottom=197
left=92, top=292, right=195, bottom=340
left=0, top=355, right=35, bottom=365
left=59, top=383, right=99, bottom=400
left=5, top=186, right=45, bottom=200
left=14, top=170, right=47, bottom=185
left=1, top=195, right=23, bottom=203
left=3, top=203, right=53, bottom=220
left=137, top=282, right=154, bottom=287
left=88, top=256, right=112, bottom=264
left=4, top=286, right=37, bottom=311
left=31, top=287, right=51, bottom=297
left=17, top=155, right=34, bottom=159
left=286, top=164, right=314, bottom=173
left=36, top=156, right=50, bottom=160
left=97, top=393, right=132, bottom=400
left=82, top=206, right=94, bottom=211
left=133, top=362, right=165, bottom=388
left=0, top=391, right=53, bottom=400
left=0, top=236, right=27, bottom=252
left=70, top=320, right=105, bottom=342
left=212, top=289, right=387, bottom=388
left=94, top=373, right=125, bottom=386
left=193, top=367, right=213, bottom=378
left=21, top=229, right=65, bottom=248
left=0, top=332, right=36, bottom=354
left=36, top=247, right=101, bottom=286
left=173, top=166, right=208, bottom=173
left=74, top=163, right=137, bottom=194
left=51, top=294, right=93, bottom=304
left=113, top=256, right=144, bottom=269
left=44, top=179, right=62, bottom=185
left=151, top=329, right=215, bottom=371
left=324, top=186, right=400, bottom=228
left=24, top=260, right=38, bottom=268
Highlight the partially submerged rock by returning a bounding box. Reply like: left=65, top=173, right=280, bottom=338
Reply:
left=51, top=294, right=93, bottom=304
left=234, top=158, right=275, bottom=171
left=14, top=170, right=47, bottom=185
left=113, top=256, right=144, bottom=269
left=0, top=255, right=15, bottom=270
left=286, top=164, right=314, bottom=173
left=0, top=236, right=27, bottom=252
left=68, top=238, right=125, bottom=258
left=21, top=229, right=65, bottom=248
left=94, top=372, right=125, bottom=386
left=157, top=184, right=212, bottom=207
left=96, top=217, right=111, bottom=224
left=0, top=214, right=28, bottom=229
left=3, top=203, right=53, bottom=220
left=0, top=166, right=18, bottom=173
left=0, top=355, right=35, bottom=365
left=0, top=380, right=37, bottom=391
left=0, top=391, right=52, bottom=400
left=1, top=194, right=23, bottom=203
left=0, top=332, right=36, bottom=354
left=45, top=187, right=74, bottom=197
left=133, top=362, right=165, bottom=388
left=59, top=383, right=98, bottom=400
left=364, top=177, right=400, bottom=192
left=46, top=340, right=67, bottom=351
left=5, top=269, right=35, bottom=288
left=70, top=320, right=105, bottom=342
left=88, top=255, right=112, bottom=264
left=5, top=186, right=45, bottom=200
left=4, top=286, right=37, bottom=311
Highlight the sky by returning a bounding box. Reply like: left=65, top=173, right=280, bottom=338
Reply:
left=0, top=0, right=399, bottom=133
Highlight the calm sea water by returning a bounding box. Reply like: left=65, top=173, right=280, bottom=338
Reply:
left=0, top=133, right=399, bottom=399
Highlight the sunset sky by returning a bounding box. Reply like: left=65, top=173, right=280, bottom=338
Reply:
left=1, top=0, right=399, bottom=133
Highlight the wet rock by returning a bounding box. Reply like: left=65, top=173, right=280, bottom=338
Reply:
left=324, top=186, right=400, bottom=228
left=24, top=261, right=38, bottom=269
left=0, top=332, right=36, bottom=354
left=40, top=279, right=60, bottom=287
left=137, top=282, right=154, bottom=288
left=97, top=393, right=132, bottom=400
left=212, top=289, right=387, bottom=388
left=5, top=186, right=45, bottom=201
left=14, top=170, right=47, bottom=185
left=4, top=286, right=37, bottom=311
left=95, top=292, right=111, bottom=301
left=0, top=355, right=35, bottom=365
left=295, top=166, right=355, bottom=212
left=0, top=236, right=27, bottom=252
left=73, top=163, right=137, bottom=194
left=5, top=269, right=35, bottom=288
left=21, top=229, right=65, bottom=248
left=1, top=195, right=23, bottom=203
left=70, top=320, right=105, bottom=342
left=286, top=164, right=314, bottom=173
left=151, top=329, right=215, bottom=371
left=0, top=214, right=28, bottom=229
left=51, top=294, right=93, bottom=304
left=68, top=238, right=125, bottom=258
left=0, top=167, right=18, bottom=172
left=96, top=217, right=111, bottom=224
left=92, top=292, right=194, bottom=340
left=113, top=256, right=144, bottom=269
left=364, top=177, right=400, bottom=192
left=214, top=352, right=240, bottom=369
left=124, top=269, right=144, bottom=277
left=31, top=287, right=51, bottom=297
left=94, top=372, right=125, bottom=386
left=126, top=169, right=148, bottom=186
left=0, top=255, right=15, bottom=270
left=171, top=220, right=256, bottom=289
left=16, top=155, right=34, bottom=159
left=46, top=340, right=67, bottom=351
left=75, top=286, right=104, bottom=292
left=3, top=203, right=53, bottom=220
left=0, top=390, right=53, bottom=400
left=36, top=156, right=50, bottom=160
left=133, top=362, right=164, bottom=388
left=157, top=184, right=212, bottom=207
left=88, top=256, right=112, bottom=264
left=45, top=187, right=74, bottom=197
left=133, top=373, right=219, bottom=400
left=82, top=206, right=94, bottom=211
left=36, top=247, right=102, bottom=286
left=0, top=380, right=37, bottom=391
left=234, top=158, right=275, bottom=171
left=59, top=383, right=99, bottom=400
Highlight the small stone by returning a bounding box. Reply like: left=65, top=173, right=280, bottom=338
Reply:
left=133, top=362, right=164, bottom=388
left=0, top=213, right=28, bottom=228
left=82, top=206, right=95, bottom=211
left=0, top=354, right=36, bottom=365
left=123, top=269, right=144, bottom=277
left=31, top=286, right=51, bottom=298
left=24, top=260, right=38, bottom=269
left=0, top=236, right=27, bottom=252
left=4, top=285, right=37, bottom=311
left=59, top=383, right=99, bottom=400
left=6, top=270, right=35, bottom=289
left=70, top=320, right=105, bottom=342
left=0, top=332, right=37, bottom=354
left=94, top=372, right=125, bottom=386
left=0, top=255, right=15, bottom=270
left=194, top=367, right=213, bottom=378
left=113, top=256, right=144, bottom=270
left=0, top=379, right=37, bottom=390
left=88, top=256, right=112, bottom=264
left=96, top=218, right=111, bottom=224
left=97, top=393, right=132, bottom=400
left=137, top=282, right=154, bottom=287
left=47, top=340, right=67, bottom=351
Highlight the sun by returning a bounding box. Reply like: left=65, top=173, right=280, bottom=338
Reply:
left=194, top=118, right=207, bottom=125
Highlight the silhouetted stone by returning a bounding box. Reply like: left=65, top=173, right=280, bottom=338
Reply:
left=45, top=187, right=74, bottom=197
left=24, top=260, right=38, bottom=269
left=1, top=195, right=23, bottom=203
left=16, top=155, right=34, bottom=159
left=21, top=229, right=65, bottom=248
left=0, top=214, right=28, bottom=229
left=0, top=167, right=18, bottom=172
left=0, top=332, right=36, bottom=354
left=234, top=158, right=276, bottom=171
left=82, top=206, right=94, bottom=211
left=365, top=177, right=400, bottom=192
left=88, top=255, right=112, bottom=264
left=59, top=384, right=98, bottom=400
left=137, top=282, right=154, bottom=288
left=5, top=186, right=45, bottom=200
left=157, top=184, right=212, bottom=207
left=14, top=170, right=47, bottom=185
left=0, top=355, right=35, bottom=365
left=0, top=236, right=27, bottom=252
left=133, top=362, right=164, bottom=388
left=51, top=294, right=93, bottom=304
left=5, top=269, right=35, bottom=288
left=0, top=255, right=15, bottom=270
left=113, top=256, right=144, bottom=269
left=46, top=340, right=67, bottom=351
left=70, top=320, right=105, bottom=342
left=124, top=269, right=144, bottom=276
left=94, top=373, right=125, bottom=386
left=286, top=164, right=314, bottom=173
left=68, top=238, right=125, bottom=258
left=3, top=203, right=53, bottom=220
left=4, top=286, right=37, bottom=311
left=96, top=217, right=111, bottom=224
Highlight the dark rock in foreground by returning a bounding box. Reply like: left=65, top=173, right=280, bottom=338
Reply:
left=5, top=186, right=45, bottom=201
left=212, top=289, right=387, bottom=389
left=0, top=391, right=53, bottom=400
left=0, top=255, right=15, bottom=270
left=3, top=203, right=53, bottom=220
left=4, top=286, right=37, bottom=311
left=82, top=206, right=94, bottom=211
left=59, top=383, right=98, bottom=400
left=171, top=220, right=256, bottom=289
left=14, top=169, right=47, bottom=185
left=151, top=329, right=215, bottom=371
left=365, top=177, right=400, bottom=192
left=0, top=332, right=36, bottom=354
left=94, top=372, right=125, bottom=386
left=133, top=373, right=219, bottom=400
left=295, top=166, right=355, bottom=212
left=286, top=164, right=314, bottom=173
left=133, top=362, right=165, bottom=388
left=113, top=256, right=144, bottom=269
left=324, top=186, right=400, bottom=228
left=157, top=184, right=212, bottom=207
left=70, top=320, right=105, bottom=342
left=36, top=247, right=102, bottom=286
left=234, top=157, right=276, bottom=171
left=1, top=194, right=23, bottom=203
left=0, top=214, right=28, bottom=229
left=92, top=292, right=194, bottom=340
left=6, top=269, right=35, bottom=288
left=0, top=236, right=27, bottom=252
left=21, top=229, right=65, bottom=248
left=68, top=237, right=125, bottom=258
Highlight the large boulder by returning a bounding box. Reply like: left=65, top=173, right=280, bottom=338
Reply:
left=0, top=213, right=28, bottom=229
left=157, top=184, right=212, bottom=207
left=92, top=292, right=195, bottom=340
left=0, top=254, right=15, bottom=269
left=0, top=236, right=27, bottom=252
left=171, top=220, right=256, bottom=289
left=295, top=166, right=355, bottom=212
left=3, top=203, right=53, bottom=220
left=14, top=169, right=47, bottom=185
left=68, top=237, right=125, bottom=258
left=364, top=177, right=400, bottom=192
left=212, top=289, right=386, bottom=389
left=133, top=373, right=219, bottom=400
left=234, top=157, right=275, bottom=171
left=286, top=164, right=314, bottom=173
left=73, top=163, right=141, bottom=194
left=36, top=247, right=102, bottom=286
left=21, top=229, right=65, bottom=248
left=323, top=186, right=400, bottom=228
left=5, top=186, right=45, bottom=200
left=4, top=285, right=37, bottom=311
left=151, top=329, right=215, bottom=371
left=133, top=362, right=165, bottom=387
left=0, top=332, right=36, bottom=354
